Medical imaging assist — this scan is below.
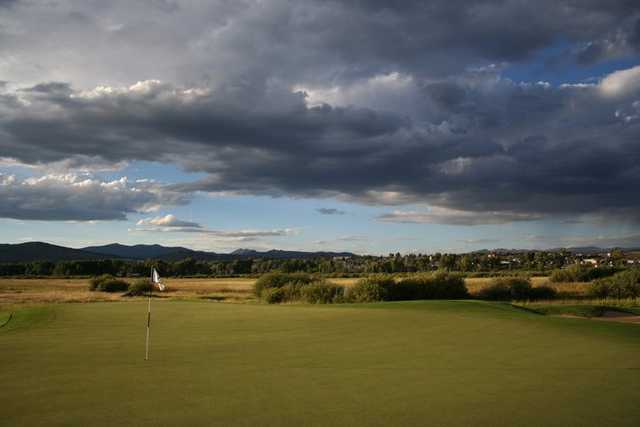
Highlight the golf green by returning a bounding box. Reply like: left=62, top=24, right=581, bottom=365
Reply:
left=1, top=300, right=639, bottom=426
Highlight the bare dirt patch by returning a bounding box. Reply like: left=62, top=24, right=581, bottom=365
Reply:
left=598, top=310, right=640, bottom=324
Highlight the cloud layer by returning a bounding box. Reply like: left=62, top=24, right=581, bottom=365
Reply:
left=2, top=1, right=639, bottom=88
left=1, top=1, right=640, bottom=225
left=3, top=70, right=640, bottom=223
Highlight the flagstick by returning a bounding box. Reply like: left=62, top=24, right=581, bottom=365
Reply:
left=145, top=268, right=152, bottom=361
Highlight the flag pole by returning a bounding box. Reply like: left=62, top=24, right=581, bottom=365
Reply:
left=145, top=267, right=152, bottom=361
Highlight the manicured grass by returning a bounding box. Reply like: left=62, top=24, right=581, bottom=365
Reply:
left=1, top=301, right=639, bottom=426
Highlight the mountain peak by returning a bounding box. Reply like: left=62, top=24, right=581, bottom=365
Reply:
left=231, top=248, right=259, bottom=255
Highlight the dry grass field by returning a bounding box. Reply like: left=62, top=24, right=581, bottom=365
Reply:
left=0, top=275, right=595, bottom=306
left=0, top=277, right=257, bottom=305
left=464, top=277, right=590, bottom=296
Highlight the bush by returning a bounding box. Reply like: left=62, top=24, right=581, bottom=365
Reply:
left=478, top=277, right=533, bottom=301
left=590, top=269, right=640, bottom=298
left=528, top=285, right=557, bottom=300
left=254, top=272, right=344, bottom=304
left=100, top=279, right=130, bottom=293
left=477, top=281, right=511, bottom=301
left=88, top=274, right=129, bottom=293
left=394, top=272, right=468, bottom=300
left=254, top=272, right=315, bottom=298
left=550, top=264, right=617, bottom=283
left=301, top=282, right=345, bottom=304
left=278, top=282, right=307, bottom=302
left=89, top=274, right=112, bottom=291
left=261, top=287, right=285, bottom=304
left=255, top=272, right=469, bottom=304
left=590, top=279, right=612, bottom=298
left=346, top=275, right=394, bottom=302
left=126, top=279, right=153, bottom=296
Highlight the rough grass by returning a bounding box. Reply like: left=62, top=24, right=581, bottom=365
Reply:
left=464, top=277, right=585, bottom=295
left=0, top=276, right=611, bottom=306
left=1, top=301, right=639, bottom=426
left=0, top=277, right=257, bottom=304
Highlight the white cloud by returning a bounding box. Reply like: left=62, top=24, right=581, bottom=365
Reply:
left=599, top=65, right=640, bottom=97
left=0, top=173, right=188, bottom=221
left=136, top=214, right=201, bottom=228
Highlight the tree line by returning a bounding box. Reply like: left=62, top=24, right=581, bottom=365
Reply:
left=0, top=250, right=623, bottom=277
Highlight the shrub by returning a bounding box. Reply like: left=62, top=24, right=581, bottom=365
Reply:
left=528, top=285, right=557, bottom=300
left=301, top=282, right=345, bottom=304
left=394, top=272, right=468, bottom=300
left=254, top=272, right=315, bottom=298
left=88, top=274, right=129, bottom=293
left=550, top=264, right=617, bottom=283
left=477, top=277, right=533, bottom=301
left=346, top=275, right=394, bottom=302
left=427, top=271, right=468, bottom=299
left=100, top=279, right=130, bottom=293
left=254, top=272, right=345, bottom=304
left=261, top=287, right=285, bottom=304
left=278, top=282, right=307, bottom=302
left=477, top=281, right=512, bottom=301
left=89, top=274, right=113, bottom=291
left=590, top=279, right=613, bottom=298
left=590, top=269, right=640, bottom=298
left=126, top=279, right=153, bottom=296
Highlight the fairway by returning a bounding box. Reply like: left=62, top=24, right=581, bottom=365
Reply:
left=1, top=301, right=639, bottom=426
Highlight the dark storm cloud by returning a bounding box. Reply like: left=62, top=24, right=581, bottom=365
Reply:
left=2, top=1, right=640, bottom=223
left=2, top=72, right=640, bottom=224
left=575, top=16, right=640, bottom=65
left=1, top=0, right=639, bottom=88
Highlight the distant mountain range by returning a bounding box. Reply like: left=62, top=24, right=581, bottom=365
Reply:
left=0, top=242, right=108, bottom=263
left=0, top=242, right=355, bottom=263
left=1, top=242, right=637, bottom=263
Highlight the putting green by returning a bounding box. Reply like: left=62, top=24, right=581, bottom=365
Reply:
left=1, top=301, right=639, bottom=426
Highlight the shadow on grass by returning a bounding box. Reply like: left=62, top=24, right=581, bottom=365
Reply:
left=199, top=296, right=227, bottom=301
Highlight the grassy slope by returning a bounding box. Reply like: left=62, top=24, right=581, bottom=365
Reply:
left=523, top=304, right=640, bottom=317
left=1, top=301, right=639, bottom=426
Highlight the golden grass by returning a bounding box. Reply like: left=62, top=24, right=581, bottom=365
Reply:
left=0, top=277, right=258, bottom=306
left=464, top=276, right=590, bottom=296
left=0, top=275, right=594, bottom=306
left=327, top=277, right=359, bottom=287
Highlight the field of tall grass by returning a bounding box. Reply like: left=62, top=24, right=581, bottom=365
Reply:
left=1, top=274, right=637, bottom=313
left=0, top=277, right=256, bottom=305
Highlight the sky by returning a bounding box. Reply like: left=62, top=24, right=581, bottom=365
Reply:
left=2, top=0, right=640, bottom=254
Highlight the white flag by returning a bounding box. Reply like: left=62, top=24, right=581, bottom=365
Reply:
left=151, top=268, right=165, bottom=291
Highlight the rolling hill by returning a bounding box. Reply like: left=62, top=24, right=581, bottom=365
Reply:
left=0, top=242, right=355, bottom=262
left=0, top=242, right=110, bottom=263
